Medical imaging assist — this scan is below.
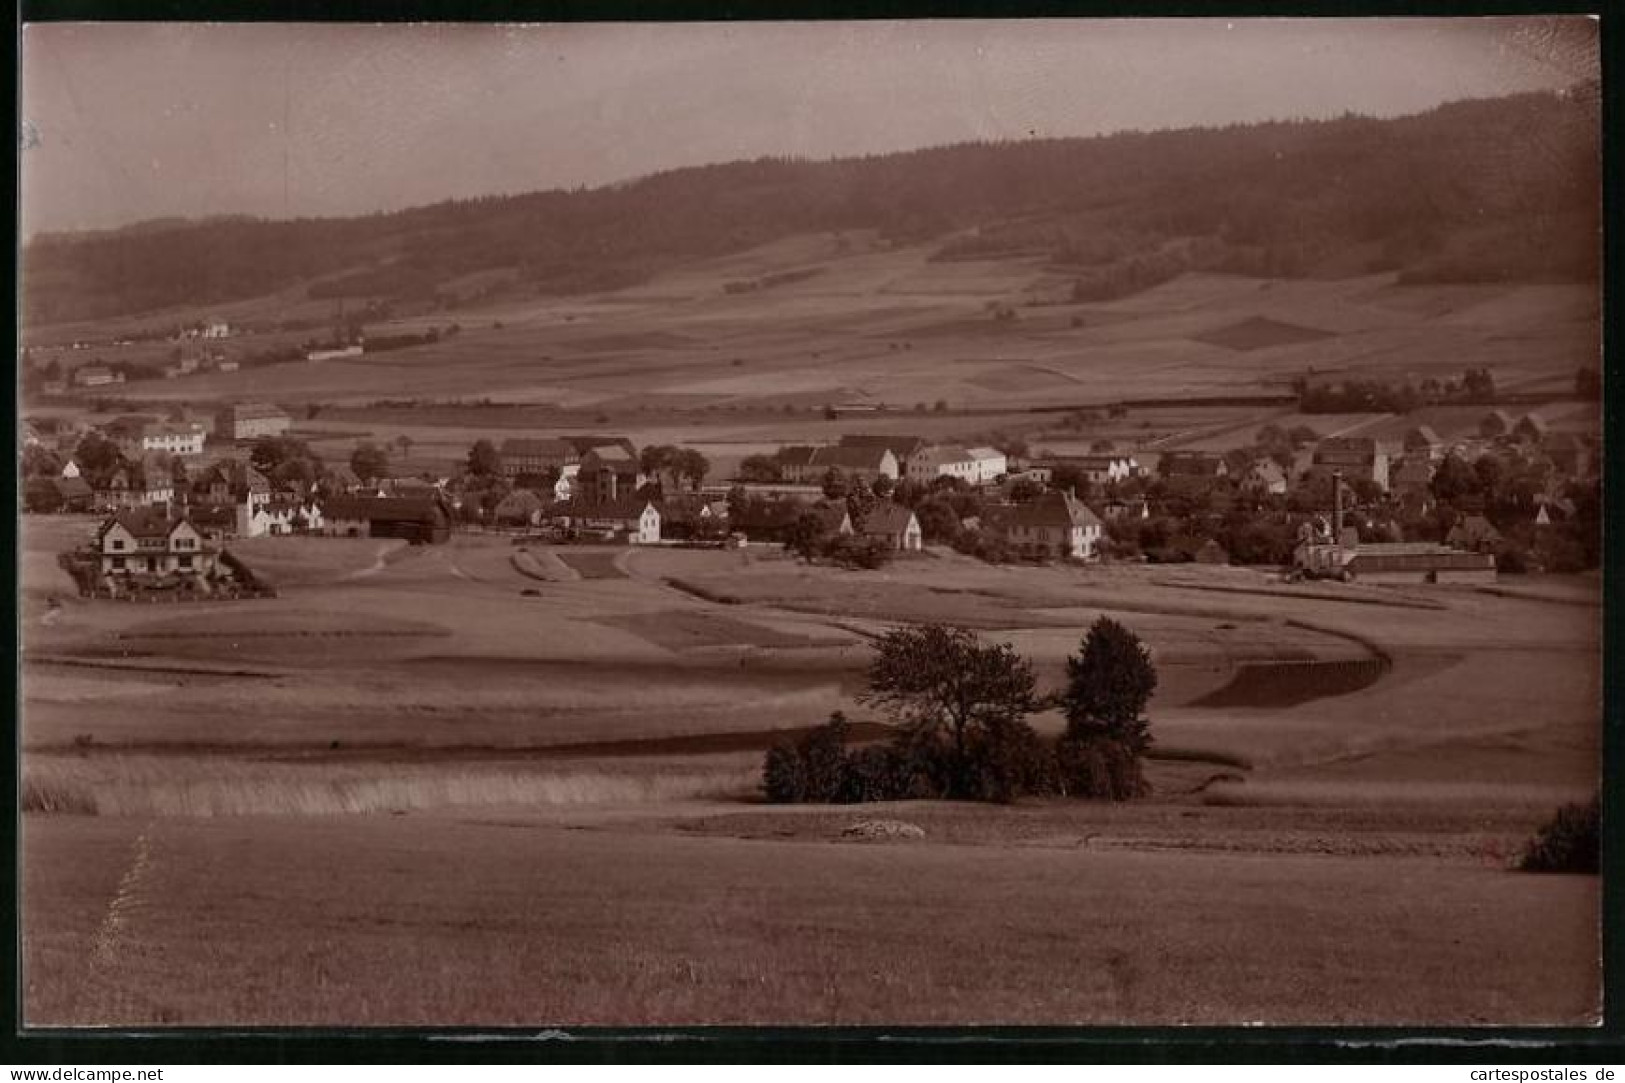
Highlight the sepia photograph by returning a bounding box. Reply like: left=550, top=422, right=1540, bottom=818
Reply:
left=16, top=16, right=1604, bottom=1030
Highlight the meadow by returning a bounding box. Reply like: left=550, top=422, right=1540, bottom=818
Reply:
left=20, top=507, right=1602, bottom=1026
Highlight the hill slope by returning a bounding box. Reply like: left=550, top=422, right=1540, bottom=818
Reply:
left=22, top=88, right=1600, bottom=328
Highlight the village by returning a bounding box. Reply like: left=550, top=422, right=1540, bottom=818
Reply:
left=18, top=369, right=1602, bottom=599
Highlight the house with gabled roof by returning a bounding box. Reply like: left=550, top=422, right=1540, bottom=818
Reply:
left=578, top=446, right=645, bottom=504
left=995, top=490, right=1102, bottom=559
left=1512, top=412, right=1550, bottom=444
left=858, top=503, right=922, bottom=551
left=1311, top=437, right=1389, bottom=491
left=570, top=497, right=661, bottom=544
left=1402, top=425, right=1443, bottom=460
left=95, top=507, right=220, bottom=579
left=1479, top=410, right=1515, bottom=440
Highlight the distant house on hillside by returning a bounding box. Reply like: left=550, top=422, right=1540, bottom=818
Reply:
left=215, top=402, right=291, bottom=442
left=74, top=365, right=123, bottom=388
left=655, top=493, right=729, bottom=540
left=996, top=490, right=1102, bottom=560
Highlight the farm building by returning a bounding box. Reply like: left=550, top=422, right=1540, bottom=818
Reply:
left=859, top=503, right=922, bottom=552
left=571, top=498, right=661, bottom=544
left=95, top=507, right=220, bottom=579
left=1311, top=437, right=1390, bottom=491
left=996, top=490, right=1102, bottom=560
left=215, top=403, right=292, bottom=442
left=499, top=438, right=579, bottom=479
left=1052, top=453, right=1139, bottom=485
left=1344, top=543, right=1496, bottom=584
left=318, top=495, right=453, bottom=544
left=906, top=445, right=981, bottom=486
left=778, top=444, right=899, bottom=485
left=577, top=446, right=645, bottom=504
left=95, top=463, right=174, bottom=510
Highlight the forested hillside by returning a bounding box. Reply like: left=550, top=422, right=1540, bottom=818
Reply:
left=23, top=86, right=1599, bottom=326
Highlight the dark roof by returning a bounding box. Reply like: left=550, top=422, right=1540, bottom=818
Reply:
left=840, top=434, right=925, bottom=456
left=500, top=438, right=577, bottom=459
left=573, top=497, right=655, bottom=520
left=1403, top=425, right=1442, bottom=448
left=775, top=445, right=822, bottom=467
left=812, top=445, right=892, bottom=471
left=1004, top=490, right=1101, bottom=530
left=322, top=496, right=449, bottom=522
left=859, top=503, right=918, bottom=536
left=563, top=435, right=637, bottom=457
left=101, top=506, right=185, bottom=540
left=222, top=402, right=289, bottom=420
left=1161, top=452, right=1226, bottom=476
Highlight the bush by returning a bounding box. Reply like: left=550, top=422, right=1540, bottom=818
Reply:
left=1054, top=735, right=1148, bottom=800
left=1519, top=796, right=1599, bottom=873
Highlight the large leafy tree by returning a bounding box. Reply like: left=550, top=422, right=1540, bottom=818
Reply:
left=350, top=442, right=392, bottom=483
left=1061, top=616, right=1158, bottom=753
left=860, top=624, right=1041, bottom=795
left=465, top=439, right=502, bottom=478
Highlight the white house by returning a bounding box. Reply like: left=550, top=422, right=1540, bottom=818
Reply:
left=96, top=508, right=219, bottom=578
left=965, top=447, right=1009, bottom=485
left=142, top=423, right=207, bottom=457
left=907, top=445, right=981, bottom=486
left=997, top=490, right=1102, bottom=560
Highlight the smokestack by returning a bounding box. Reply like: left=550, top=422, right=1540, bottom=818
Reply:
left=1333, top=470, right=1344, bottom=538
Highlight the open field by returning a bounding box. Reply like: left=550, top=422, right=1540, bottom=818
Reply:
left=21, top=507, right=1602, bottom=1025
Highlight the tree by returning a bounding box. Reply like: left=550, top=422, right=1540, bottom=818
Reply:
left=914, top=497, right=961, bottom=542
left=1575, top=366, right=1602, bottom=400
left=466, top=439, right=501, bottom=478
left=71, top=432, right=123, bottom=485
left=351, top=442, right=391, bottom=483
left=1060, top=616, right=1158, bottom=753
left=1007, top=477, right=1045, bottom=503
left=785, top=511, right=830, bottom=561
left=251, top=435, right=319, bottom=475
left=674, top=448, right=711, bottom=490
left=738, top=454, right=781, bottom=483
left=821, top=467, right=849, bottom=500
left=21, top=444, right=62, bottom=479
left=860, top=624, right=1041, bottom=798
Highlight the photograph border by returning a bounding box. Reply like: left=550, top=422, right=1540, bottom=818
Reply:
left=5, top=0, right=1620, bottom=1063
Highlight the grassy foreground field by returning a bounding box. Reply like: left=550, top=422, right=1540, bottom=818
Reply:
left=20, top=518, right=1601, bottom=1025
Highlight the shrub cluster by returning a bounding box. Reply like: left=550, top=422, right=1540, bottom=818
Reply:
left=1519, top=795, right=1599, bottom=874
left=763, top=619, right=1158, bottom=806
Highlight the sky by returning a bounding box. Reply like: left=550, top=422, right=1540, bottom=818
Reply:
left=19, top=18, right=1599, bottom=237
